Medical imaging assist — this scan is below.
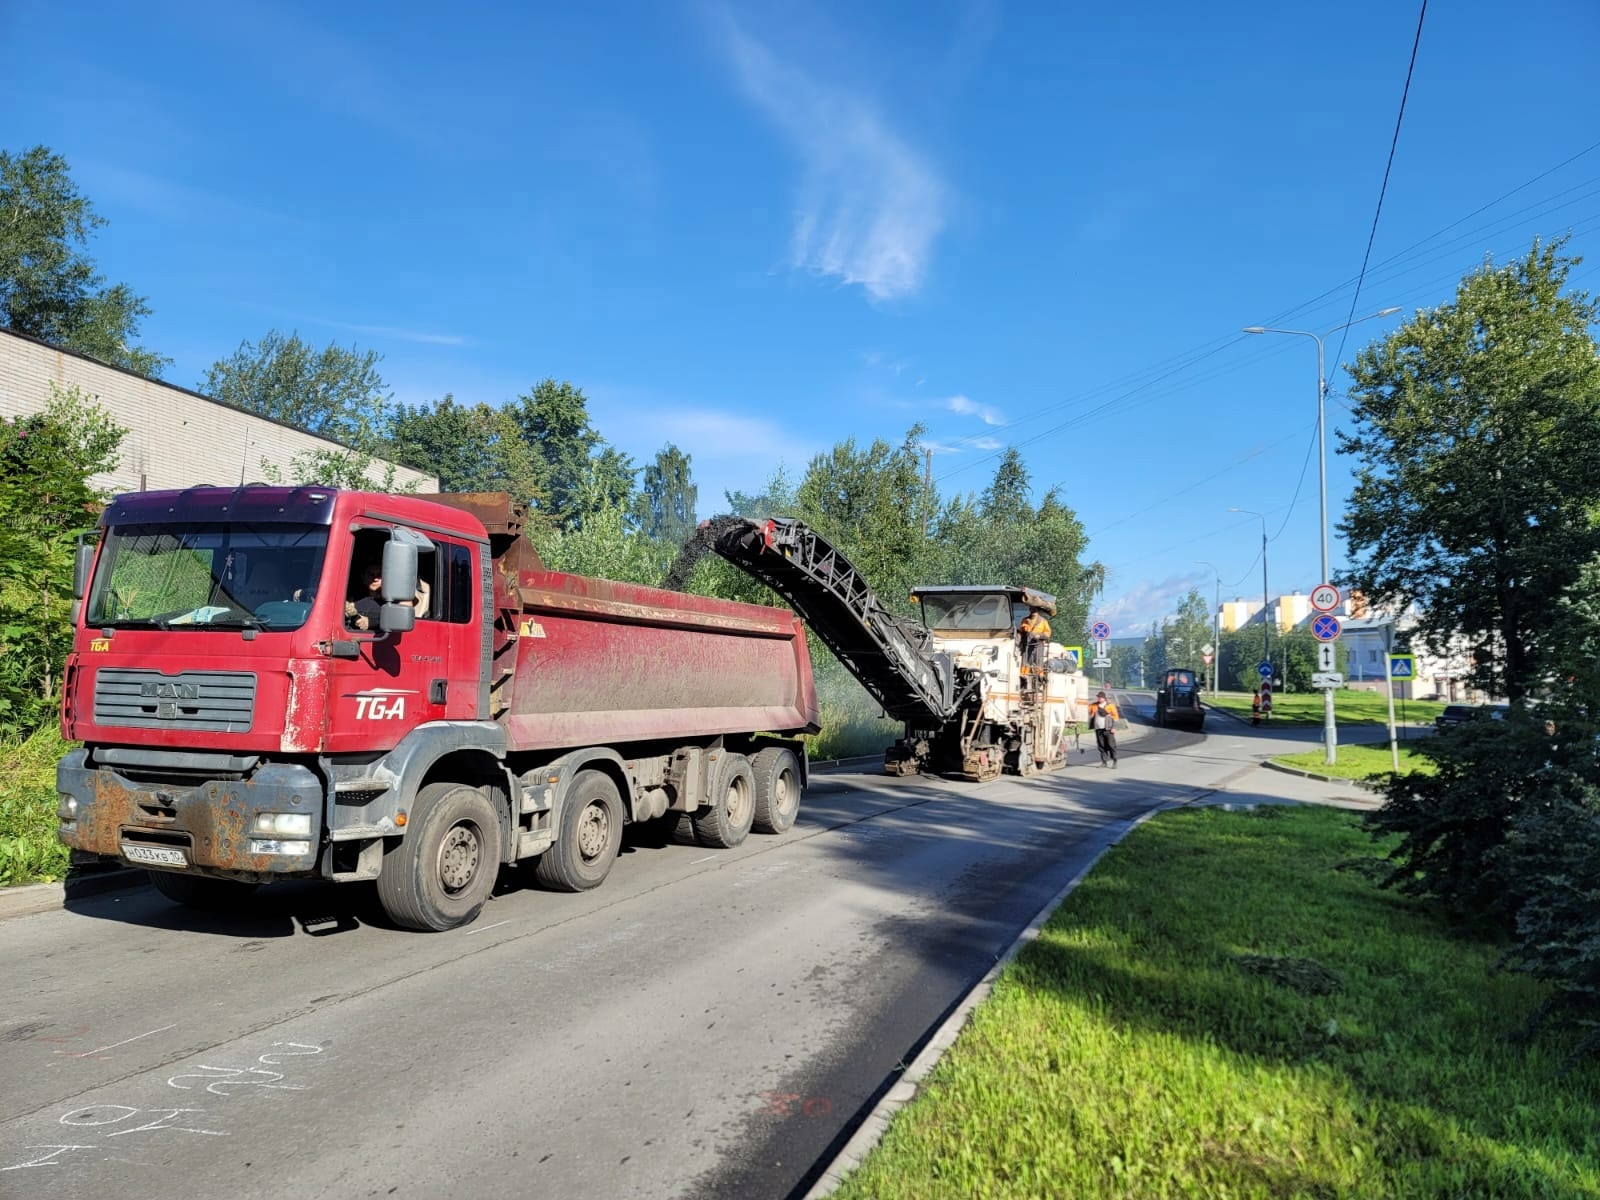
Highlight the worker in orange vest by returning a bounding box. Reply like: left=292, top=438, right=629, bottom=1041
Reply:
left=1090, top=691, right=1120, bottom=767
left=1018, top=608, right=1052, bottom=678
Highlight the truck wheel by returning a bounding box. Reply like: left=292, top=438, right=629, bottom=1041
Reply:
left=377, top=782, right=503, bottom=931
left=534, top=770, right=623, bottom=892
left=751, top=747, right=801, bottom=834
left=147, top=871, right=258, bottom=910
left=693, top=753, right=755, bottom=849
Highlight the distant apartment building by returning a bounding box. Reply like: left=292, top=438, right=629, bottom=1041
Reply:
left=1219, top=592, right=1312, bottom=635
left=0, top=327, right=437, bottom=495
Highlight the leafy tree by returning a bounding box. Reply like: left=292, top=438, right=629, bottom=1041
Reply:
left=0, top=384, right=124, bottom=732
left=795, top=424, right=933, bottom=611
left=512, top=379, right=635, bottom=531
left=931, top=458, right=1100, bottom=640
left=634, top=443, right=698, bottom=546
left=201, top=330, right=389, bottom=447
left=0, top=145, right=168, bottom=375
left=258, top=447, right=419, bottom=493
left=1340, top=238, right=1600, bottom=703
left=386, top=395, right=544, bottom=506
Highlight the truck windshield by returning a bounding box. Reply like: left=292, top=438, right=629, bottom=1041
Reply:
left=917, top=592, right=1012, bottom=633
left=85, top=523, right=330, bottom=631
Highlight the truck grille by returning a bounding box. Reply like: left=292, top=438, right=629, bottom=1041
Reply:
left=93, top=669, right=258, bottom=733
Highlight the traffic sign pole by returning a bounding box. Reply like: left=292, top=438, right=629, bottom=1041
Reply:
left=1384, top=624, right=1399, bottom=771
left=1308, top=606, right=1342, bottom=765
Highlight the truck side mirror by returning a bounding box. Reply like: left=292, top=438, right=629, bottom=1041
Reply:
left=73, top=539, right=94, bottom=600
left=381, top=539, right=418, bottom=603
left=379, top=537, right=420, bottom=633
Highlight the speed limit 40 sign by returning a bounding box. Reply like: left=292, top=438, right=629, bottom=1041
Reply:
left=1310, top=583, right=1340, bottom=612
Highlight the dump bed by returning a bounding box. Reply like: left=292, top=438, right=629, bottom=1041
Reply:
left=428, top=494, right=822, bottom=753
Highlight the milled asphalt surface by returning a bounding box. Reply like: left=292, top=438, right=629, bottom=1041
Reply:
left=0, top=700, right=1391, bottom=1199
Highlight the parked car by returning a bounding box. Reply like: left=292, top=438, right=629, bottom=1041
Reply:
left=1435, top=703, right=1509, bottom=730
left=1154, top=667, right=1205, bottom=730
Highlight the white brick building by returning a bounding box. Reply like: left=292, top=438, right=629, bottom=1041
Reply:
left=0, top=327, right=437, bottom=495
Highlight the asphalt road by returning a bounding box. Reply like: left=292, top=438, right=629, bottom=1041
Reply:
left=0, top=700, right=1319, bottom=1200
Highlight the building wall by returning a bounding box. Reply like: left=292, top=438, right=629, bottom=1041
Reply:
left=0, top=328, right=437, bottom=494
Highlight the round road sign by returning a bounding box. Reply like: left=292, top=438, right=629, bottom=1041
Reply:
left=1091, top=621, right=1111, bottom=641
left=1256, top=661, right=1274, bottom=679
left=1312, top=614, right=1342, bottom=642
left=1310, top=583, right=1340, bottom=612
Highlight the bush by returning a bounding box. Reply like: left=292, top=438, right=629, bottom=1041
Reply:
left=1499, top=784, right=1600, bottom=1063
left=1363, top=716, right=1584, bottom=927
left=0, top=725, right=71, bottom=885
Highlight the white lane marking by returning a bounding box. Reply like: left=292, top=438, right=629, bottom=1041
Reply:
left=464, top=919, right=511, bottom=936
left=69, top=1024, right=177, bottom=1058
left=692, top=855, right=718, bottom=864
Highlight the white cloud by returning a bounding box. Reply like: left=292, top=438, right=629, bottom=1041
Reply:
left=1097, top=572, right=1209, bottom=634
left=970, top=436, right=1002, bottom=451
left=718, top=17, right=947, bottom=302
left=946, top=394, right=1005, bottom=425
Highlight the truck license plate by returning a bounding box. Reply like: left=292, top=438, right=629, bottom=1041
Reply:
left=122, top=844, right=188, bottom=867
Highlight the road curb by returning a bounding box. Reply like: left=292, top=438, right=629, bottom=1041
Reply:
left=803, top=802, right=1172, bottom=1198
left=0, top=866, right=146, bottom=922
left=1260, top=759, right=1382, bottom=792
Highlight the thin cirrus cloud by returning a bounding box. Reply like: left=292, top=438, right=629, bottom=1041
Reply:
left=946, top=394, right=1005, bottom=425
left=717, top=17, right=947, bottom=303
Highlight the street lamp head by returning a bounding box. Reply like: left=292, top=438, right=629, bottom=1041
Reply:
left=1376, top=306, right=1401, bottom=317
left=1241, top=326, right=1266, bottom=334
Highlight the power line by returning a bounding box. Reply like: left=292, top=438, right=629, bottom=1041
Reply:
left=1327, top=0, right=1428, bottom=385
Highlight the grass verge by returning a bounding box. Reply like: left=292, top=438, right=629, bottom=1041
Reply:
left=1206, top=689, right=1446, bottom=727
left=830, top=805, right=1600, bottom=1200
left=1273, top=744, right=1437, bottom=781
left=0, top=725, right=71, bottom=886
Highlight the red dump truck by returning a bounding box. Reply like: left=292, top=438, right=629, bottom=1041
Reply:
left=56, top=487, right=817, bottom=930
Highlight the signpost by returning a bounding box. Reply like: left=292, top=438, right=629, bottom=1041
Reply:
left=1256, top=661, right=1274, bottom=680
left=1061, top=646, right=1084, bottom=671
left=1089, top=622, right=1111, bottom=688
left=1317, top=641, right=1336, bottom=672
left=1389, top=654, right=1415, bottom=680
left=1311, top=614, right=1342, bottom=642
left=1310, top=583, right=1340, bottom=612
left=1311, top=672, right=1344, bottom=688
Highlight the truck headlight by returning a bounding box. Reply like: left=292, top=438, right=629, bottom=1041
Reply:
left=253, top=812, right=312, bottom=837
left=57, top=795, right=78, bottom=820
left=248, top=838, right=312, bottom=856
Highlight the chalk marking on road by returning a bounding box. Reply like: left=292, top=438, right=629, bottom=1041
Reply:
left=692, top=854, right=718, bottom=864
left=69, top=1023, right=177, bottom=1058
left=464, top=919, right=510, bottom=936
left=0, top=1145, right=93, bottom=1171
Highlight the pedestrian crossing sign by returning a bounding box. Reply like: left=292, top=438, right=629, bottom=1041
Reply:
left=1061, top=646, right=1083, bottom=670
left=1390, top=654, right=1416, bottom=679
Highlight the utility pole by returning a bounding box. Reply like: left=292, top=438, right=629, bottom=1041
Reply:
left=922, top=447, right=933, bottom=539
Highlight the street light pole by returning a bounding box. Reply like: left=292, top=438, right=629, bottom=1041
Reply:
left=1195, top=559, right=1221, bottom=693
left=1229, top=508, right=1270, bottom=680
left=1242, top=306, right=1401, bottom=765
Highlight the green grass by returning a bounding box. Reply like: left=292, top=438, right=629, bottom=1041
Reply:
left=1273, top=743, right=1438, bottom=780
left=1206, top=689, right=1447, bottom=727
left=0, top=725, right=72, bottom=886
left=831, top=805, right=1600, bottom=1200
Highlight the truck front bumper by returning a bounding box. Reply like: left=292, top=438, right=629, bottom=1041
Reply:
left=57, top=749, right=325, bottom=882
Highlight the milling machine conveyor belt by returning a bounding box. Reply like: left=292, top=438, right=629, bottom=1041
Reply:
left=711, top=518, right=957, bottom=727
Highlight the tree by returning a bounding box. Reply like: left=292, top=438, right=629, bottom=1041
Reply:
left=0, top=384, right=124, bottom=732
left=0, top=146, right=168, bottom=375
left=201, top=330, right=389, bottom=447
left=1340, top=238, right=1600, bottom=703
left=796, top=424, right=933, bottom=611
left=634, top=443, right=698, bottom=546
left=385, top=395, right=545, bottom=506
left=512, top=379, right=635, bottom=531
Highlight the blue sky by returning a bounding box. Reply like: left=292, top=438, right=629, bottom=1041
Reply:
left=5, top=0, right=1598, bottom=633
